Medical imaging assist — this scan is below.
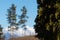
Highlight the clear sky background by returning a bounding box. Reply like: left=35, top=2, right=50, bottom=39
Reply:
left=0, top=0, right=37, bottom=28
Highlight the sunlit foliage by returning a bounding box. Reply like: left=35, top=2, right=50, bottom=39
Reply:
left=34, top=0, right=60, bottom=40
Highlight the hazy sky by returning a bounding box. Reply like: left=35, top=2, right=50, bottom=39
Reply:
left=0, top=0, right=37, bottom=28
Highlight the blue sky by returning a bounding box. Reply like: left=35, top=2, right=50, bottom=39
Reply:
left=0, top=0, right=37, bottom=28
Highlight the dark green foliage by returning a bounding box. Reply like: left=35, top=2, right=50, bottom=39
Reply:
left=18, top=6, right=28, bottom=24
left=7, top=4, right=17, bottom=26
left=0, top=25, right=3, bottom=32
left=0, top=25, right=3, bottom=38
left=34, top=0, right=60, bottom=40
left=7, top=4, right=28, bottom=32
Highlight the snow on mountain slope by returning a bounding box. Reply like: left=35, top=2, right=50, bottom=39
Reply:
left=3, top=26, right=36, bottom=40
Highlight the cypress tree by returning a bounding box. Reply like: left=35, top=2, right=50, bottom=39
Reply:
left=34, top=0, right=60, bottom=40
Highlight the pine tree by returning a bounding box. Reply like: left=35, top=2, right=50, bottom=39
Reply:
left=34, top=0, right=60, bottom=40
left=18, top=6, right=28, bottom=36
left=0, top=25, right=5, bottom=40
left=0, top=25, right=3, bottom=38
left=18, top=6, right=28, bottom=25
left=7, top=4, right=29, bottom=37
left=7, top=4, right=17, bottom=26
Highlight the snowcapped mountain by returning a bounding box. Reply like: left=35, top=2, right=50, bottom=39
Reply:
left=3, top=26, right=36, bottom=40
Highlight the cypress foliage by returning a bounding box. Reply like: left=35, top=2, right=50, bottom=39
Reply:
left=34, top=0, right=60, bottom=40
